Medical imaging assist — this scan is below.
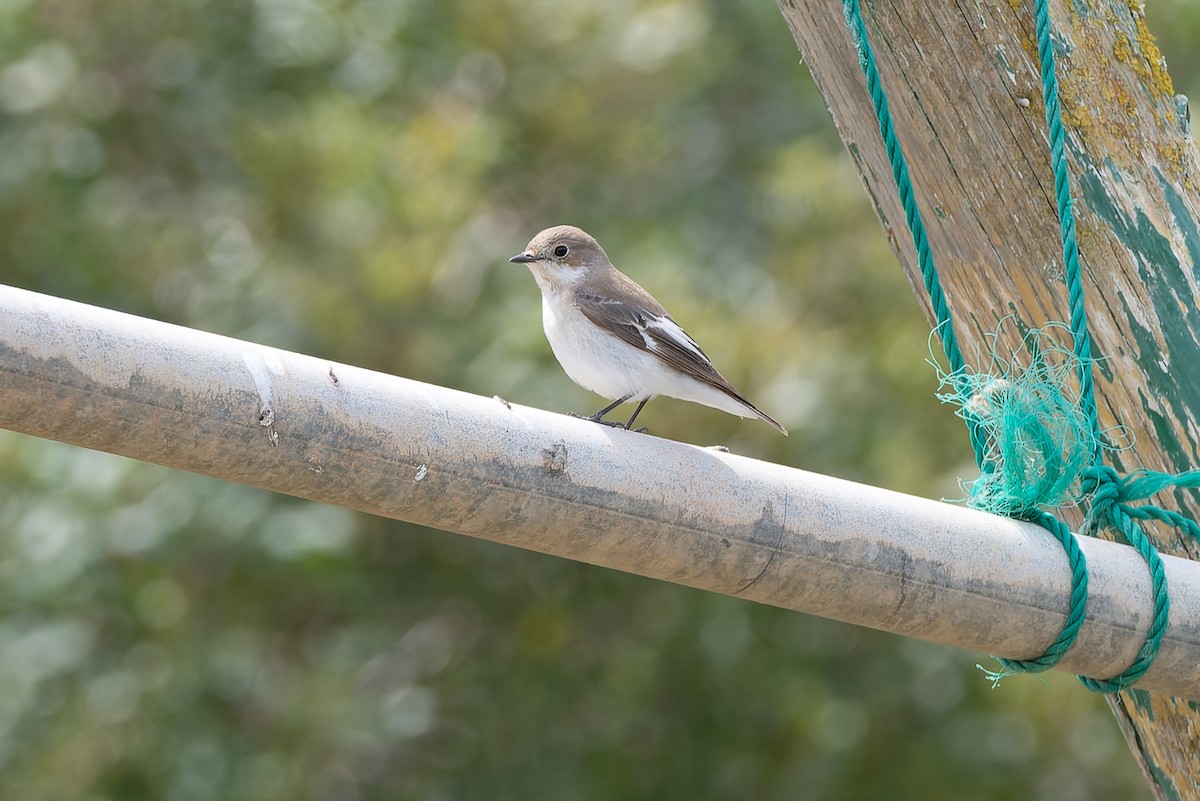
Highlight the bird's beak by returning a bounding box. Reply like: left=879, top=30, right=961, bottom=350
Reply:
left=509, top=252, right=536, bottom=264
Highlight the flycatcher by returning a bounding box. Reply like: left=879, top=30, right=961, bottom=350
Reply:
left=511, top=225, right=787, bottom=435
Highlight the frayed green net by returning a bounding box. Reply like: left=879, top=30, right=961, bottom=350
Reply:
left=932, top=322, right=1121, bottom=516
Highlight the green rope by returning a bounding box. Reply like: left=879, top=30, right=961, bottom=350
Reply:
left=840, top=0, right=1200, bottom=692
left=1076, top=466, right=1200, bottom=690
left=841, top=0, right=1084, bottom=673
left=840, top=0, right=989, bottom=468
left=1033, top=0, right=1102, bottom=458
left=1028, top=0, right=1174, bottom=691
left=995, top=509, right=1089, bottom=673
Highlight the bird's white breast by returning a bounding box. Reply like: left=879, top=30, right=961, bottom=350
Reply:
left=541, top=290, right=649, bottom=400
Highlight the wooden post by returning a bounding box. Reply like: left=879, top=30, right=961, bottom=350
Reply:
left=775, top=0, right=1200, bottom=796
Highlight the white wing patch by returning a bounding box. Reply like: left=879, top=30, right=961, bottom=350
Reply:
left=646, top=316, right=708, bottom=362
left=638, top=325, right=656, bottom=350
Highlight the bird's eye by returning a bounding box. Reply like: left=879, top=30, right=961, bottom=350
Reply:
left=553, top=244, right=569, bottom=258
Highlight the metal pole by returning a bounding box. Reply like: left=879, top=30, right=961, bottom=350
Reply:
left=2, top=283, right=1199, bottom=698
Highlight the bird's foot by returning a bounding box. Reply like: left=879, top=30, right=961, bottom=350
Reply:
left=570, top=412, right=626, bottom=429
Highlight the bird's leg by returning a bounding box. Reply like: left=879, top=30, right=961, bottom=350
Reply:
left=570, top=393, right=635, bottom=428
left=622, top=398, right=651, bottom=431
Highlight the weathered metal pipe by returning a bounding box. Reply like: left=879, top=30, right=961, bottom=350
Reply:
left=3, top=283, right=1199, bottom=698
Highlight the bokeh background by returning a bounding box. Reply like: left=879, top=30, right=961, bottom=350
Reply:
left=2, top=2, right=1198, bottom=799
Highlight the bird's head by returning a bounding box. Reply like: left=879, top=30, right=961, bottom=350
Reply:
left=510, top=225, right=611, bottom=291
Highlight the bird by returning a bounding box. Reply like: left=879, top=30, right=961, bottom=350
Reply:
left=510, top=225, right=787, bottom=435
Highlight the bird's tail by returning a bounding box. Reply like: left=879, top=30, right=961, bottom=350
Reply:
left=716, top=385, right=788, bottom=436
left=745, top=401, right=788, bottom=436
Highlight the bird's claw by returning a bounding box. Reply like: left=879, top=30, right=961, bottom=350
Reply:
left=569, top=411, right=626, bottom=429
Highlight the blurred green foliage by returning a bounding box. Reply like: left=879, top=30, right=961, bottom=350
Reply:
left=1, top=1, right=1194, bottom=798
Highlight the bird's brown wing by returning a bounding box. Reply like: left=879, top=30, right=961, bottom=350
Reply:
left=573, top=290, right=738, bottom=393
left=574, top=290, right=787, bottom=434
